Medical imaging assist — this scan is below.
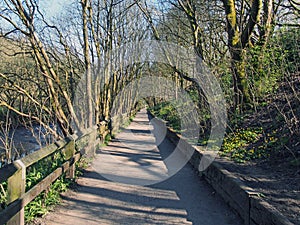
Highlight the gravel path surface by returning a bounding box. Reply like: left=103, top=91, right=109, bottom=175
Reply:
left=40, top=109, right=242, bottom=225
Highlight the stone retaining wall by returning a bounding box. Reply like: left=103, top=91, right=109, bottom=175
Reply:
left=150, top=114, right=293, bottom=225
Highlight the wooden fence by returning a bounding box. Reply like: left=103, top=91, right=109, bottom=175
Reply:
left=0, top=126, right=98, bottom=225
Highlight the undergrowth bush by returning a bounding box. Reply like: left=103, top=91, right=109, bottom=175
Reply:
left=25, top=151, right=74, bottom=222
left=151, top=102, right=181, bottom=131
left=0, top=149, right=89, bottom=223
left=246, top=28, right=300, bottom=103
left=220, top=128, right=267, bottom=163
left=25, top=176, right=71, bottom=222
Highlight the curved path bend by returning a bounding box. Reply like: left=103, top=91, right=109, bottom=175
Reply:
left=41, top=109, right=242, bottom=225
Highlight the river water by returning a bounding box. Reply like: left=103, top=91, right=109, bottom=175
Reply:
left=0, top=125, right=54, bottom=167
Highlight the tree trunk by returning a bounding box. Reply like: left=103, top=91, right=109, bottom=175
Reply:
left=81, top=0, right=94, bottom=128
left=231, top=50, right=249, bottom=107
left=222, top=0, right=262, bottom=109
left=260, top=0, right=274, bottom=46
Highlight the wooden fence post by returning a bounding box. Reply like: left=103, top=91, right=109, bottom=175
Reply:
left=63, top=139, right=76, bottom=179
left=7, top=160, right=26, bottom=225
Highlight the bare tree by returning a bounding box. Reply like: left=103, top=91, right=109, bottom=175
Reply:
left=0, top=0, right=82, bottom=137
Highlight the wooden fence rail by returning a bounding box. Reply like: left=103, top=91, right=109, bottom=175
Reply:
left=0, top=126, right=98, bottom=225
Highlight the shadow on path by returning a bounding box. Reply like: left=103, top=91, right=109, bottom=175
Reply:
left=41, top=109, right=242, bottom=225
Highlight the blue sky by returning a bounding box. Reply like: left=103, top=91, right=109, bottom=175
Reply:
left=40, top=0, right=71, bottom=18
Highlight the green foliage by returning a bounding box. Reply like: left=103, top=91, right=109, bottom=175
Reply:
left=25, top=176, right=71, bottom=222
left=220, top=70, right=234, bottom=102
left=246, top=28, right=300, bottom=101
left=104, top=133, right=112, bottom=145
left=0, top=150, right=76, bottom=223
left=26, top=152, right=65, bottom=190
left=24, top=151, right=74, bottom=222
left=75, top=157, right=91, bottom=178
left=187, top=88, right=199, bottom=103
left=246, top=43, right=283, bottom=98
left=152, top=102, right=181, bottom=131
left=121, top=116, right=134, bottom=129
left=150, top=88, right=211, bottom=141
left=220, top=128, right=269, bottom=163
left=277, top=28, right=300, bottom=72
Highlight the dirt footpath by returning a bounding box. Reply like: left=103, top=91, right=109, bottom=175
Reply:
left=38, top=109, right=242, bottom=225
